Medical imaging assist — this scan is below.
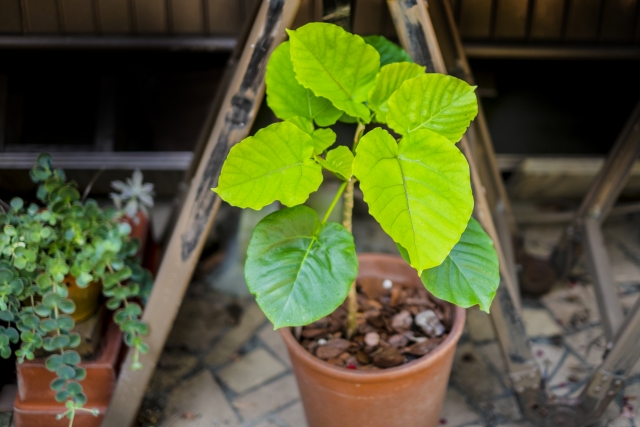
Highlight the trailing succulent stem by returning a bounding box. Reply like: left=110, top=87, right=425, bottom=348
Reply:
left=213, top=23, right=500, bottom=333
left=0, top=153, right=152, bottom=425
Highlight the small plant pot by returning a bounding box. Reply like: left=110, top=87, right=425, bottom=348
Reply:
left=280, top=254, right=466, bottom=427
left=13, top=323, right=122, bottom=427
left=64, top=276, right=102, bottom=323
left=122, top=211, right=149, bottom=259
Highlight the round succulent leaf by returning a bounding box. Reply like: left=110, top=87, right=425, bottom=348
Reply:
left=57, top=315, right=75, bottom=331
left=421, top=217, right=499, bottom=312
left=5, top=327, right=18, bottom=343
left=10, top=197, right=23, bottom=211
left=40, top=319, right=58, bottom=333
left=50, top=377, right=66, bottom=391
left=287, top=23, right=379, bottom=121
left=316, top=146, right=354, bottom=180
left=363, top=35, right=414, bottom=67
left=62, top=350, right=81, bottom=366
left=43, top=292, right=62, bottom=308
left=56, top=364, right=76, bottom=380
left=387, top=73, right=478, bottom=142
left=368, top=62, right=425, bottom=123
left=353, top=128, right=473, bottom=272
left=245, top=205, right=358, bottom=328
left=213, top=122, right=323, bottom=210
left=65, top=381, right=82, bottom=396
left=51, top=335, right=70, bottom=349
left=0, top=347, right=10, bottom=359
left=46, top=354, right=63, bottom=371
left=0, top=311, right=13, bottom=322
left=74, top=367, right=86, bottom=380
left=68, top=333, right=81, bottom=348
left=266, top=42, right=342, bottom=126
left=55, top=390, right=70, bottom=402
left=75, top=392, right=87, bottom=406
left=0, top=268, right=13, bottom=284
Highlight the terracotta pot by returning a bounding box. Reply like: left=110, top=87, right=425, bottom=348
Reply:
left=121, top=211, right=149, bottom=259
left=280, top=253, right=466, bottom=427
left=14, top=323, right=122, bottom=427
left=64, top=275, right=102, bottom=323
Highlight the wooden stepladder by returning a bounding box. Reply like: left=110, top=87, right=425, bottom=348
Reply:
left=103, top=1, right=640, bottom=426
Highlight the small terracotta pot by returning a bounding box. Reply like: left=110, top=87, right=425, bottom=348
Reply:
left=280, top=253, right=466, bottom=427
left=121, top=211, right=149, bottom=259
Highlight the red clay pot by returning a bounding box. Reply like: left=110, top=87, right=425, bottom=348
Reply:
left=280, top=253, right=466, bottom=427
left=121, top=211, right=149, bottom=259
left=14, top=323, right=122, bottom=427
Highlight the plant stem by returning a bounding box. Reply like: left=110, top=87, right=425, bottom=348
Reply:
left=344, top=121, right=365, bottom=339
left=322, top=181, right=348, bottom=224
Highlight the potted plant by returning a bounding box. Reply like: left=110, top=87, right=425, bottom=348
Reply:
left=213, top=23, right=500, bottom=427
left=110, top=169, right=155, bottom=256
left=0, top=154, right=150, bottom=426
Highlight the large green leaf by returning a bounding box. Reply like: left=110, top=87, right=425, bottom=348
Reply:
left=245, top=205, right=358, bottom=328
left=421, top=217, right=499, bottom=312
left=363, top=35, right=413, bottom=67
left=213, top=122, right=323, bottom=210
left=368, top=62, right=425, bottom=123
left=353, top=128, right=473, bottom=272
left=287, top=23, right=379, bottom=122
left=266, top=42, right=342, bottom=127
left=387, top=74, right=478, bottom=142
left=317, top=146, right=354, bottom=180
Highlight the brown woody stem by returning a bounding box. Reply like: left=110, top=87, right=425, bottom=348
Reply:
left=345, top=121, right=365, bottom=339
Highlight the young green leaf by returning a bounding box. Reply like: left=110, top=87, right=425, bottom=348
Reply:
left=213, top=122, right=323, bottom=210
left=363, top=35, right=414, bottom=67
left=353, top=128, right=473, bottom=273
left=311, top=129, right=337, bottom=154
left=421, top=218, right=499, bottom=312
left=266, top=42, right=342, bottom=127
left=368, top=62, right=425, bottom=123
left=245, top=205, right=358, bottom=328
left=316, top=146, right=354, bottom=181
left=387, top=74, right=478, bottom=142
left=287, top=23, right=379, bottom=122
left=285, top=116, right=336, bottom=154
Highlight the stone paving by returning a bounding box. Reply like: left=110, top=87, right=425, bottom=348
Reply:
left=3, top=216, right=640, bottom=427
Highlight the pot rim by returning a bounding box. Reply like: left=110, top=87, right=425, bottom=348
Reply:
left=280, top=253, right=466, bottom=384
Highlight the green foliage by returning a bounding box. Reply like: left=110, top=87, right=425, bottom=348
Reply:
left=387, top=73, right=478, bottom=142
left=266, top=42, right=342, bottom=126
left=368, top=62, right=425, bottom=123
left=287, top=23, right=380, bottom=121
left=363, top=35, right=414, bottom=66
left=353, top=128, right=473, bottom=272
left=214, top=122, right=323, bottom=210
left=211, top=22, right=499, bottom=327
left=245, top=206, right=358, bottom=328
left=420, top=218, right=500, bottom=312
left=0, top=153, right=151, bottom=425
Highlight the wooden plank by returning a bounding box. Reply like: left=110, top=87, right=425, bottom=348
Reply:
left=0, top=0, right=23, bottom=33
left=133, top=0, right=167, bottom=33
left=353, top=0, right=386, bottom=35
left=565, top=0, right=601, bottom=40
left=102, top=1, right=301, bottom=425
left=600, top=0, right=637, bottom=41
left=530, top=0, right=564, bottom=39
left=23, top=0, right=60, bottom=33
left=60, top=0, right=95, bottom=33
left=458, top=0, right=493, bottom=38
left=170, top=0, right=204, bottom=34
left=97, top=0, right=132, bottom=33
left=494, top=0, right=529, bottom=38
left=208, top=0, right=243, bottom=35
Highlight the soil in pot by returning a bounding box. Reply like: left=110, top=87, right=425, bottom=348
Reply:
left=299, top=275, right=453, bottom=370
left=281, top=254, right=465, bottom=427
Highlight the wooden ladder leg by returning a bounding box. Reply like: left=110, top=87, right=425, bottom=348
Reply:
left=101, top=2, right=301, bottom=425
